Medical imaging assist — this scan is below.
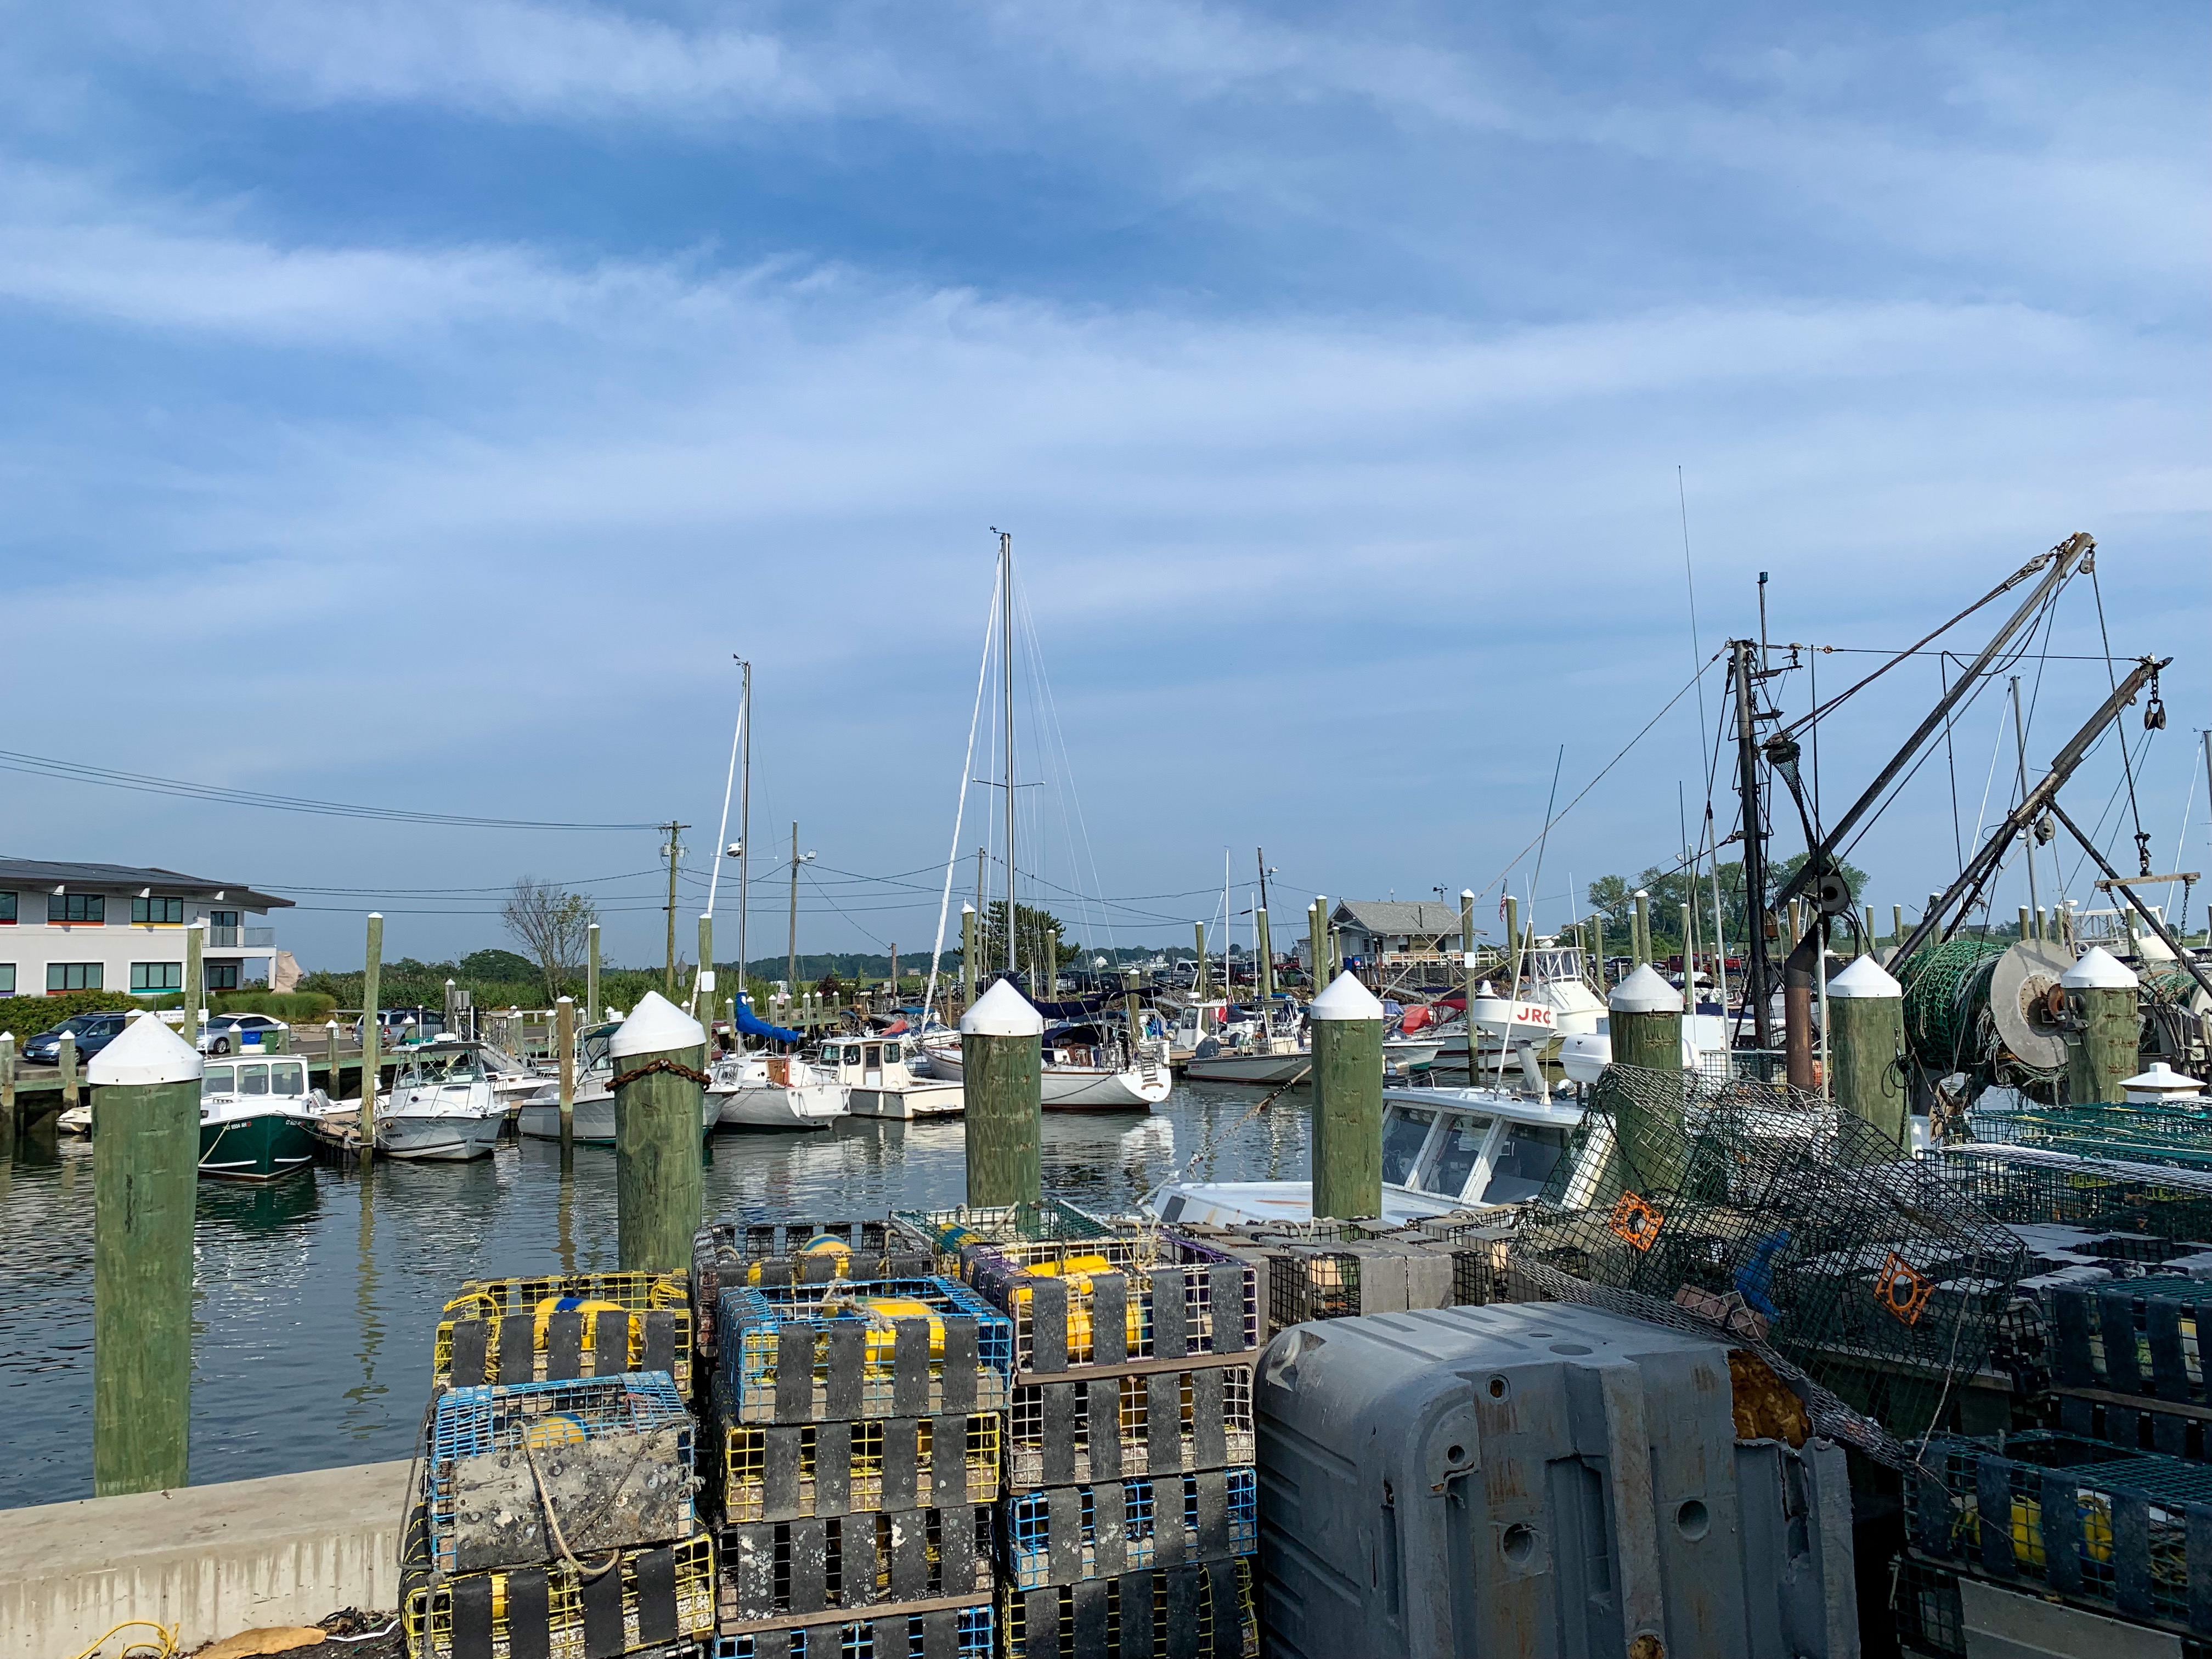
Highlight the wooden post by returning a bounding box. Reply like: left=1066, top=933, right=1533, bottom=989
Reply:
left=2062, top=947, right=2140, bottom=1106
left=1609, top=963, right=1686, bottom=1189
left=1311, top=971, right=1384, bottom=1221
left=1680, top=901, right=1696, bottom=988
left=1629, top=890, right=1647, bottom=968
left=1460, top=889, right=1479, bottom=1074
left=697, top=913, right=715, bottom=1024
left=324, top=1020, right=340, bottom=1104
left=1504, top=895, right=1522, bottom=986
left=1196, top=921, right=1212, bottom=1001
left=962, top=979, right=1042, bottom=1207
left=1123, top=969, right=1144, bottom=1058
left=360, top=913, right=382, bottom=1162
left=611, top=992, right=706, bottom=1272
left=60, top=1030, right=78, bottom=1110
left=184, top=920, right=205, bottom=1057
left=1829, top=955, right=1906, bottom=1161
left=587, top=923, right=601, bottom=1026
left=961, top=904, right=979, bottom=1011
left=1255, top=907, right=1273, bottom=1009
left=1892, top=905, right=1905, bottom=959
left=89, top=1015, right=202, bottom=1494
left=556, top=996, right=576, bottom=1156
left=0, top=1032, right=14, bottom=1154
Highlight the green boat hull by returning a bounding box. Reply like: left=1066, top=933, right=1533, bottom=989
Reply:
left=199, top=1111, right=318, bottom=1182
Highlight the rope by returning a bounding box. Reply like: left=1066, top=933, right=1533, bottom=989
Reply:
left=521, top=1429, right=626, bottom=1582
left=1138, top=1064, right=1313, bottom=1215
left=68, top=1622, right=178, bottom=1659
left=607, top=1057, right=712, bottom=1091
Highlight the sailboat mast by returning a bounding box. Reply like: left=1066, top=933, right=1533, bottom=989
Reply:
left=737, top=659, right=752, bottom=1001
left=1000, top=532, right=1016, bottom=978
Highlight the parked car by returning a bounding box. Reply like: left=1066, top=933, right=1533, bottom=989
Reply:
left=349, top=1008, right=445, bottom=1043
left=198, top=1012, right=290, bottom=1056
left=22, top=1012, right=131, bottom=1064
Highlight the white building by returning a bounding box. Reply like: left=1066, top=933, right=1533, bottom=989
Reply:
left=0, top=858, right=294, bottom=998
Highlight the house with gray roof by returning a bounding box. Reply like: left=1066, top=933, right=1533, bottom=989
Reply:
left=0, top=858, right=294, bottom=1001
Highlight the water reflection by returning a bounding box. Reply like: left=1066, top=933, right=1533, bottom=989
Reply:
left=0, top=1080, right=1309, bottom=1508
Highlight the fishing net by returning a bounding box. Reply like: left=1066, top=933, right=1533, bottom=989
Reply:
left=1507, top=1064, right=2029, bottom=1464
left=1899, top=940, right=2008, bottom=1075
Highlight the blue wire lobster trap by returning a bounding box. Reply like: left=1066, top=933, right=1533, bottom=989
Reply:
left=715, top=1277, right=1013, bottom=1425
left=1000, top=1468, right=1257, bottom=1590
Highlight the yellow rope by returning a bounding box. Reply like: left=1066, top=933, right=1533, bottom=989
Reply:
left=69, top=1621, right=179, bottom=1659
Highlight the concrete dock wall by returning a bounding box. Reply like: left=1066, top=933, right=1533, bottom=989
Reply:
left=0, top=1458, right=410, bottom=1658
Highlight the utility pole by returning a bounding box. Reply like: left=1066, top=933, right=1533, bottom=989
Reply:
left=660, top=820, right=689, bottom=995
left=786, top=823, right=803, bottom=995
left=1733, top=641, right=1775, bottom=1050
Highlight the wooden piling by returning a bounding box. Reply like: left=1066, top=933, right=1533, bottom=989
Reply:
left=697, top=914, right=714, bottom=1024
left=1629, top=890, right=1647, bottom=968
left=1255, top=907, right=1273, bottom=1008
left=556, top=996, right=576, bottom=1156
left=324, top=1020, right=340, bottom=1105
left=1892, top=905, right=1904, bottom=959
left=1311, top=971, right=1384, bottom=1221
left=1609, top=963, right=1685, bottom=1189
left=962, top=903, right=979, bottom=1009
left=1197, top=921, right=1212, bottom=1001
left=60, top=1030, right=78, bottom=1110
left=1123, top=968, right=1144, bottom=1056
left=1460, top=889, right=1479, bottom=1073
left=89, top=1015, right=202, bottom=1495
left=587, top=922, right=601, bottom=1023
left=360, top=913, right=382, bottom=1163
left=2062, top=947, right=2140, bottom=1106
left=0, top=1032, right=14, bottom=1153
left=611, top=992, right=706, bottom=1273
left=184, top=920, right=205, bottom=1056
left=961, top=978, right=1042, bottom=1207
left=1828, top=955, right=1906, bottom=1160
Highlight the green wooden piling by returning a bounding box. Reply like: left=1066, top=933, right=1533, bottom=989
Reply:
left=0, top=1032, right=14, bottom=1154
left=697, top=914, right=714, bottom=1024
left=1828, top=955, right=1906, bottom=1160
left=360, top=914, right=382, bottom=1161
left=324, top=1020, right=340, bottom=1104
left=2062, top=947, right=2140, bottom=1106
left=556, top=996, right=576, bottom=1156
left=962, top=904, right=979, bottom=1012
left=1609, top=963, right=1685, bottom=1190
left=963, top=979, right=1041, bottom=1206
left=184, top=921, right=205, bottom=1056
left=611, top=992, right=706, bottom=1273
left=588, top=922, right=601, bottom=1024
left=90, top=1015, right=202, bottom=1494
left=1197, top=921, right=1212, bottom=1001
left=1892, top=905, right=1904, bottom=959
left=1311, top=971, right=1384, bottom=1221
left=1255, top=908, right=1273, bottom=1008
left=1630, top=890, right=1649, bottom=968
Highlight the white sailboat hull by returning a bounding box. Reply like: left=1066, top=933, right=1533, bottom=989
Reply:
left=715, top=1080, right=847, bottom=1130
left=923, top=1040, right=1170, bottom=1110
left=515, top=1088, right=721, bottom=1144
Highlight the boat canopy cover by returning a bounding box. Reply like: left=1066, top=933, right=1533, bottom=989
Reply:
left=732, top=996, right=801, bottom=1043
left=979, top=972, right=1110, bottom=1023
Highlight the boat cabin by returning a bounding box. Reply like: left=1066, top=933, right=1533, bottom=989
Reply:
left=819, top=1035, right=926, bottom=1089
left=202, top=1056, right=313, bottom=1107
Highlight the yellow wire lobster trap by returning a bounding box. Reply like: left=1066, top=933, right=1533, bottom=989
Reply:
left=401, top=1526, right=715, bottom=1659
left=433, top=1271, right=694, bottom=1394
left=719, top=1412, right=1001, bottom=1522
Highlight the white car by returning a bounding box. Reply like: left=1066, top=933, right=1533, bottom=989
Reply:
left=198, top=1012, right=290, bottom=1055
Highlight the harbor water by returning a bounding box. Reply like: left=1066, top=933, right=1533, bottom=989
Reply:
left=0, top=1081, right=1312, bottom=1510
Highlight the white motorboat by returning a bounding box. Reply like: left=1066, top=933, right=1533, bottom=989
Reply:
left=1556, top=1011, right=1739, bottom=1086
left=1182, top=1010, right=1444, bottom=1085
left=512, top=1025, right=720, bottom=1143
left=826, top=1034, right=964, bottom=1119
left=922, top=1018, right=1171, bottom=1111
left=371, top=1044, right=507, bottom=1161
left=710, top=1051, right=848, bottom=1130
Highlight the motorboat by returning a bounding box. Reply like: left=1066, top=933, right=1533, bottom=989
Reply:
left=825, top=1033, right=964, bottom=1119
left=1181, top=1002, right=1443, bottom=1084
left=921, top=1018, right=1171, bottom=1111
left=55, top=1053, right=322, bottom=1181
left=514, top=1026, right=720, bottom=1145
left=370, top=1043, right=507, bottom=1161
left=709, top=1050, right=848, bottom=1130
left=1430, top=940, right=1606, bottom=1069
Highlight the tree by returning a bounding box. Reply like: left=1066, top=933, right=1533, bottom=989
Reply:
left=502, top=877, right=599, bottom=1003
left=974, top=901, right=1080, bottom=979
left=1585, top=852, right=1867, bottom=954
left=459, top=947, right=537, bottom=981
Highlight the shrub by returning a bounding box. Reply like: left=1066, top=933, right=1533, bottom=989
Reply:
left=0, top=990, right=144, bottom=1040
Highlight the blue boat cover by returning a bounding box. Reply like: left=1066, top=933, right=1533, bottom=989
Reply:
left=732, top=995, right=801, bottom=1044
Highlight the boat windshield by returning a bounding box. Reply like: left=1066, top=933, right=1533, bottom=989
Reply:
left=1380, top=1108, right=1434, bottom=1186
left=1420, top=1115, right=1493, bottom=1199
left=1479, top=1123, right=1570, bottom=1204
left=409, top=1051, right=483, bottom=1085
left=202, top=1066, right=234, bottom=1098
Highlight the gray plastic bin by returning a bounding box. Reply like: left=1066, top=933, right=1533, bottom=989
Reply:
left=1255, top=1301, right=1858, bottom=1658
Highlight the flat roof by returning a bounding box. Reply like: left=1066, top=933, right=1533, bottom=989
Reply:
left=0, top=858, right=292, bottom=911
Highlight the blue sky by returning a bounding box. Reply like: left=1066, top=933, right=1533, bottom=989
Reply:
left=1, top=2, right=2205, bottom=970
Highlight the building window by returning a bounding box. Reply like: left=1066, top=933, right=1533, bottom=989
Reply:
left=48, top=893, right=105, bottom=924
left=208, top=910, right=240, bottom=946
left=132, top=962, right=184, bottom=992
left=0, top=964, right=13, bottom=994
left=132, top=896, right=185, bottom=925
left=47, top=963, right=104, bottom=992
left=205, top=961, right=241, bottom=991
left=0, top=892, right=15, bottom=924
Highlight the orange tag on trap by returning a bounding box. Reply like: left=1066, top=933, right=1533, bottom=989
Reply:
left=1875, top=1252, right=1933, bottom=1325
left=1607, top=1192, right=1665, bottom=1252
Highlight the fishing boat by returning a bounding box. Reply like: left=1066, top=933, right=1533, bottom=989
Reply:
left=58, top=1052, right=323, bottom=1181
left=921, top=1018, right=1171, bottom=1111
left=370, top=1043, right=507, bottom=1161
left=710, top=1049, right=848, bottom=1130
left=824, top=1033, right=964, bottom=1119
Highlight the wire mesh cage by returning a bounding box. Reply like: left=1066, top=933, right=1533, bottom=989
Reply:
left=958, top=1236, right=1257, bottom=1373
left=706, top=1601, right=993, bottom=1658
left=1264, top=1240, right=1457, bottom=1330
left=1937, top=1145, right=2212, bottom=1240
left=435, top=1271, right=693, bottom=1393
left=1006, top=1366, right=1254, bottom=1489
left=425, top=1372, right=695, bottom=1575
left=998, top=1559, right=1257, bottom=1659
left=1909, top=1431, right=2212, bottom=1636
left=1979, top=1105, right=2212, bottom=1173
left=889, top=1200, right=1119, bottom=1273
left=1506, top=1064, right=2030, bottom=1457
left=401, top=1499, right=716, bottom=1659
left=694, top=1222, right=939, bottom=1358
left=718, top=1413, right=1002, bottom=1523
left=1892, top=1555, right=1966, bottom=1658
left=998, top=1468, right=1257, bottom=1590
left=716, top=1278, right=1012, bottom=1425
left=715, top=1505, right=995, bottom=1627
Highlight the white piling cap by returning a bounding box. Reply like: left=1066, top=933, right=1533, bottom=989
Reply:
left=961, top=901, right=975, bottom=914
left=2120, top=1060, right=2204, bottom=1100
left=2061, top=946, right=2138, bottom=990
left=1310, top=970, right=1384, bottom=1022
left=88, top=1012, right=204, bottom=1086
left=610, top=989, right=706, bottom=1058
left=1609, top=963, right=1683, bottom=1014
left=1828, top=955, right=1903, bottom=999
left=962, top=978, right=1044, bottom=1036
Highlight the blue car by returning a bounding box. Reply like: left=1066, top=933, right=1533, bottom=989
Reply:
left=22, top=1012, right=131, bottom=1065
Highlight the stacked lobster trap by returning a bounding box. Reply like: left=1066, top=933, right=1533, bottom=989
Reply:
left=927, top=1223, right=1262, bottom=1659
left=695, top=1220, right=1010, bottom=1659
left=404, top=1269, right=718, bottom=1659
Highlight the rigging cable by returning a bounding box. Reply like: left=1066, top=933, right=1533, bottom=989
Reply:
left=2090, top=561, right=2154, bottom=874
left=922, top=564, right=1001, bottom=1023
